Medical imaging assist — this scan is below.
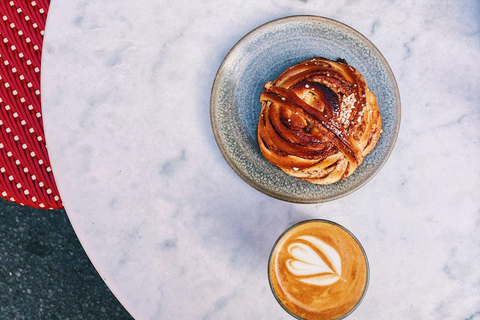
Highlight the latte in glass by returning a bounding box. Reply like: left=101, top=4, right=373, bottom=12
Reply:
left=268, top=220, right=369, bottom=320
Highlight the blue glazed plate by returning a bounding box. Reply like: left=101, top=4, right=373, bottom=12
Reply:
left=210, top=16, right=400, bottom=203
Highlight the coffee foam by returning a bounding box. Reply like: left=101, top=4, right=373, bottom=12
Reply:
left=286, top=235, right=342, bottom=286
left=269, top=220, right=368, bottom=320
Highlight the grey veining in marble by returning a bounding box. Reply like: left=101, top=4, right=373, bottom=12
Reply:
left=41, top=0, right=480, bottom=319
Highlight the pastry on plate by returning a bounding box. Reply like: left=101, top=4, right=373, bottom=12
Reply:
left=258, top=57, right=382, bottom=185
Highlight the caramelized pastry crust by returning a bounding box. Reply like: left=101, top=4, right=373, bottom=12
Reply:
left=258, top=57, right=382, bottom=185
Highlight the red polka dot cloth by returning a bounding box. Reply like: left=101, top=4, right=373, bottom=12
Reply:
left=0, top=0, right=62, bottom=209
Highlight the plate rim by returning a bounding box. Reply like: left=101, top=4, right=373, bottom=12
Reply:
left=210, top=15, right=401, bottom=204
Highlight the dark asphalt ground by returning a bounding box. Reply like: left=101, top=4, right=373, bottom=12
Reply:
left=0, top=198, right=133, bottom=320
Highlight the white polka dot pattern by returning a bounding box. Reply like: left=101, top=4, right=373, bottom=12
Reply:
left=0, top=0, right=62, bottom=209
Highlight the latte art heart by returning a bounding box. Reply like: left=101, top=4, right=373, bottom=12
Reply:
left=286, top=236, right=342, bottom=286
left=269, top=220, right=368, bottom=320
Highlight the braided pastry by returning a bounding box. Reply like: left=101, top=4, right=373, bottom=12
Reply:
left=257, top=57, right=382, bottom=185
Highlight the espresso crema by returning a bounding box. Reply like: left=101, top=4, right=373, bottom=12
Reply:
left=268, top=220, right=368, bottom=320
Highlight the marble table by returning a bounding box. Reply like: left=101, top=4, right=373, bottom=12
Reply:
left=41, top=0, right=480, bottom=319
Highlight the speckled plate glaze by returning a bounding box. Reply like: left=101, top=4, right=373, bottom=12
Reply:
left=210, top=15, right=400, bottom=203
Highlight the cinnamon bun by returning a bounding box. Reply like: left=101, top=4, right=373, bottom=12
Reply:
left=258, top=57, right=381, bottom=185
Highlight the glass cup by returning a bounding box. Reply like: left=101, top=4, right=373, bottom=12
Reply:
left=268, top=219, right=369, bottom=320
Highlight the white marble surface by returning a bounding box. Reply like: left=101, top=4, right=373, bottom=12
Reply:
left=41, top=0, right=480, bottom=319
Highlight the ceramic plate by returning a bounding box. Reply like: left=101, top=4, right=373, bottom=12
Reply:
left=210, top=15, right=400, bottom=203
